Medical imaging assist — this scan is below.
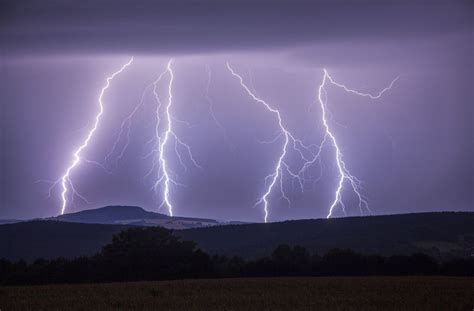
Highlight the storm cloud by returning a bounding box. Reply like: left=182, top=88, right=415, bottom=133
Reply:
left=1, top=0, right=471, bottom=55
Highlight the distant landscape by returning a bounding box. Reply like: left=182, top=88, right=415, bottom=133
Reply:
left=1, top=206, right=473, bottom=310
left=1, top=221, right=473, bottom=286
left=0, top=206, right=473, bottom=261
left=53, top=205, right=227, bottom=229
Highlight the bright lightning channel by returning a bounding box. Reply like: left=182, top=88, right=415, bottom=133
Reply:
left=151, top=59, right=201, bottom=217
left=59, top=57, right=134, bottom=215
left=227, top=62, right=318, bottom=223
left=318, top=69, right=399, bottom=218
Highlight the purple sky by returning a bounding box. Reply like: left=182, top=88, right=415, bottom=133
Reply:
left=1, top=0, right=472, bottom=221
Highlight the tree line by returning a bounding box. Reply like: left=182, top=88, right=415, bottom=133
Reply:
left=1, top=227, right=472, bottom=285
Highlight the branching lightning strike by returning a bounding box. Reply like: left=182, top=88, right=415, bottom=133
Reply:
left=150, top=60, right=201, bottom=216
left=105, top=69, right=169, bottom=169
left=58, top=57, right=134, bottom=215
left=46, top=56, right=395, bottom=222
left=227, top=62, right=321, bottom=223
left=318, top=69, right=399, bottom=218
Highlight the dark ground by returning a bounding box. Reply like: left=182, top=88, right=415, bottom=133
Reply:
left=0, top=277, right=472, bottom=310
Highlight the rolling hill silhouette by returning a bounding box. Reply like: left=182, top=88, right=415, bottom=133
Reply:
left=53, top=205, right=220, bottom=229
left=178, top=212, right=474, bottom=259
left=0, top=206, right=472, bottom=261
left=0, top=221, right=131, bottom=261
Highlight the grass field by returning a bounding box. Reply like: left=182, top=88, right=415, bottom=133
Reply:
left=0, top=277, right=472, bottom=310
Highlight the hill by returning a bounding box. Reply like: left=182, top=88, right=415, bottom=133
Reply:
left=0, top=221, right=131, bottom=261
left=178, top=212, right=474, bottom=259
left=0, top=219, right=21, bottom=225
left=53, top=205, right=220, bottom=229
left=0, top=212, right=472, bottom=261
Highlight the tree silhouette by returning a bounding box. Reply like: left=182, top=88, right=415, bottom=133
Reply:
left=1, top=229, right=473, bottom=285
left=97, top=227, right=209, bottom=281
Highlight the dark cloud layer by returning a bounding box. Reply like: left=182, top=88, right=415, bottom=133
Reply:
left=1, top=0, right=471, bottom=55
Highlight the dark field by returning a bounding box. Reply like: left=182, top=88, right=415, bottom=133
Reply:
left=0, top=277, right=472, bottom=310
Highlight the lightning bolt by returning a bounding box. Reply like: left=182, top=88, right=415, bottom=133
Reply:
left=142, top=69, right=169, bottom=178
left=227, top=62, right=319, bottom=223
left=58, top=57, right=134, bottom=215
left=150, top=59, right=201, bottom=217
left=318, top=69, right=399, bottom=218
left=46, top=56, right=395, bottom=222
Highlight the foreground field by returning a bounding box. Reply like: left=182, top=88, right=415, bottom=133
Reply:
left=0, top=277, right=472, bottom=310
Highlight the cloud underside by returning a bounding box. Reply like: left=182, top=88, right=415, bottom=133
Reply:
left=1, top=0, right=471, bottom=55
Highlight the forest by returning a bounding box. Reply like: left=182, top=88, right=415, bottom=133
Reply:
left=1, top=227, right=472, bottom=285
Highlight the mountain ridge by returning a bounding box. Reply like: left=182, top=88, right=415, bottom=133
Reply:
left=0, top=209, right=472, bottom=261
left=52, top=205, right=221, bottom=229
